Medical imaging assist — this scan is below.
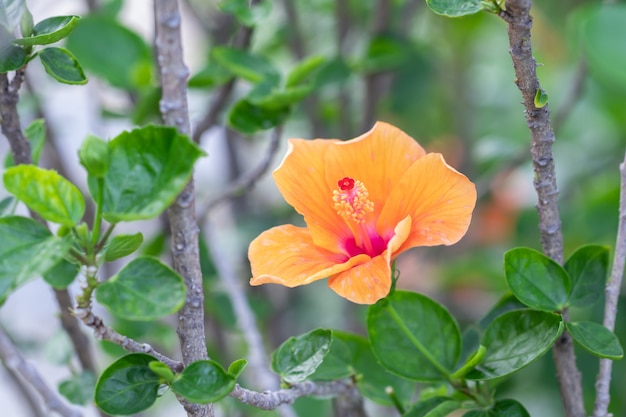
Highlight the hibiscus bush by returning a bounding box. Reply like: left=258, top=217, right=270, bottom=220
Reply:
left=0, top=0, right=625, bottom=417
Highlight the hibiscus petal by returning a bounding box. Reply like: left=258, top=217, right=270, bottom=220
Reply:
left=272, top=139, right=354, bottom=254
left=378, top=153, right=476, bottom=254
left=328, top=216, right=412, bottom=304
left=324, top=121, right=426, bottom=219
left=249, top=224, right=369, bottom=287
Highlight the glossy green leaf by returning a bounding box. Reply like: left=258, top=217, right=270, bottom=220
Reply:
left=59, top=371, right=96, bottom=405
left=463, top=399, right=530, bottom=417
left=566, top=321, right=623, bottom=360
left=228, top=359, right=248, bottom=379
left=368, top=291, right=461, bottom=381
left=43, top=258, right=79, bottom=289
left=171, top=360, right=235, bottom=403
left=327, top=331, right=415, bottom=407
left=423, top=400, right=462, bottom=417
left=95, top=256, right=186, bottom=321
left=271, top=329, right=331, bottom=383
left=309, top=331, right=353, bottom=381
left=3, top=164, right=85, bottom=226
left=38, top=47, right=87, bottom=85
left=468, top=310, right=563, bottom=380
left=565, top=245, right=609, bottom=307
left=403, top=397, right=456, bottom=417
left=504, top=247, right=571, bottom=311
left=148, top=361, right=175, bottom=383
left=212, top=46, right=279, bottom=84
left=13, top=15, right=80, bottom=46
left=95, top=354, right=160, bottom=415
left=228, top=99, right=290, bottom=134
left=0, top=216, right=72, bottom=302
left=581, top=5, right=626, bottom=90
left=66, top=15, right=152, bottom=89
left=0, top=0, right=25, bottom=30
left=91, top=125, right=204, bottom=222
left=5, top=118, right=46, bottom=167
left=286, top=55, right=325, bottom=87
left=188, top=61, right=232, bottom=89
left=78, top=134, right=110, bottom=178
left=248, top=82, right=313, bottom=110
left=103, top=233, right=143, bottom=262
left=426, top=0, right=483, bottom=17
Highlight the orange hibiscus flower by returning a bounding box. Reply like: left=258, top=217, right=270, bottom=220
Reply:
left=248, top=122, right=476, bottom=304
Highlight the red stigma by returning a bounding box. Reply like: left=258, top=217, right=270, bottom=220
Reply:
left=338, top=177, right=355, bottom=191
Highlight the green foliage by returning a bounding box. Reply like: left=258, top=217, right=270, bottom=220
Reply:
left=59, top=371, right=96, bottom=405
left=13, top=15, right=80, bottom=46
left=468, top=310, right=563, bottom=380
left=3, top=164, right=85, bottom=226
left=95, top=256, right=186, bottom=321
left=171, top=360, right=236, bottom=403
left=504, top=248, right=571, bottom=312
left=564, top=245, right=609, bottom=307
left=43, top=258, right=79, bottom=289
left=87, top=125, right=205, bottom=222
left=212, top=46, right=279, bottom=85
left=4, top=118, right=46, bottom=167
left=403, top=397, right=459, bottom=417
left=148, top=361, right=175, bottom=383
left=78, top=135, right=110, bottom=178
left=0, top=215, right=71, bottom=302
left=425, top=0, right=484, bottom=17
left=37, top=47, right=87, bottom=85
left=228, top=359, right=248, bottom=378
left=566, top=321, right=623, bottom=360
left=219, top=0, right=270, bottom=27
left=367, top=291, right=461, bottom=381
left=95, top=354, right=161, bottom=415
left=102, top=233, right=143, bottom=262
left=271, top=329, right=331, bottom=384
left=463, top=399, right=530, bottom=417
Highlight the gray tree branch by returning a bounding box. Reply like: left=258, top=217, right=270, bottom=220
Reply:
left=500, top=1, right=584, bottom=416
left=0, top=327, right=82, bottom=417
left=593, top=152, right=626, bottom=417
left=153, top=1, right=212, bottom=416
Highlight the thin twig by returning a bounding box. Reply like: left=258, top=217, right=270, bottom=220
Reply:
left=499, top=2, right=584, bottom=417
left=230, top=379, right=356, bottom=410
left=201, top=126, right=283, bottom=216
left=0, top=327, right=83, bottom=417
left=72, top=307, right=184, bottom=373
left=153, top=1, right=212, bottom=416
left=593, top=152, right=626, bottom=417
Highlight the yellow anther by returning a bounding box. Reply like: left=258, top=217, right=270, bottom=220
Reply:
left=333, top=177, right=374, bottom=223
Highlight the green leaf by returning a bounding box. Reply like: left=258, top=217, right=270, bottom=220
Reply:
left=78, top=134, right=110, bottom=178
left=43, top=258, right=79, bottom=289
left=581, top=5, right=626, bottom=90
left=91, top=125, right=205, bottom=222
left=4, top=118, right=46, bottom=167
left=103, top=233, right=143, bottom=262
left=422, top=400, right=462, bottom=417
left=463, top=399, right=530, bottom=417
left=38, top=47, right=87, bottom=85
left=360, top=34, right=411, bottom=74
left=59, top=371, right=96, bottom=405
left=19, top=4, right=31, bottom=37
left=426, top=0, right=483, bottom=17
left=95, top=256, right=186, bottom=321
left=211, top=46, right=280, bottom=84
left=148, top=361, right=175, bottom=383
left=228, top=98, right=290, bottom=134
left=228, top=359, right=248, bottom=378
left=0, top=196, right=14, bottom=215
left=533, top=89, right=549, bottom=109
left=565, top=245, right=609, bottom=307
left=0, top=25, right=26, bottom=72
left=95, top=354, right=160, bottom=415
left=171, top=360, right=235, bottom=403
left=3, top=164, right=85, bottom=226
left=504, top=247, right=571, bottom=311
left=286, top=55, right=326, bottom=87
left=0, top=0, right=25, bottom=30
left=468, top=310, right=563, bottom=380
left=0, top=216, right=72, bottom=302
left=248, top=82, right=313, bottom=110
left=271, top=329, right=332, bottom=383
left=13, top=15, right=80, bottom=46
left=309, top=331, right=354, bottom=381
left=566, top=321, right=623, bottom=360
left=188, top=61, right=232, bottom=89
left=403, top=397, right=457, bottom=417
left=65, top=15, right=152, bottom=89
left=367, top=291, right=461, bottom=381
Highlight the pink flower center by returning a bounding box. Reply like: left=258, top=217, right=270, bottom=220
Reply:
left=333, top=177, right=386, bottom=258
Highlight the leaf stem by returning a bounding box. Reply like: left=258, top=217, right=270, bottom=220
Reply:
left=91, top=177, right=104, bottom=248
